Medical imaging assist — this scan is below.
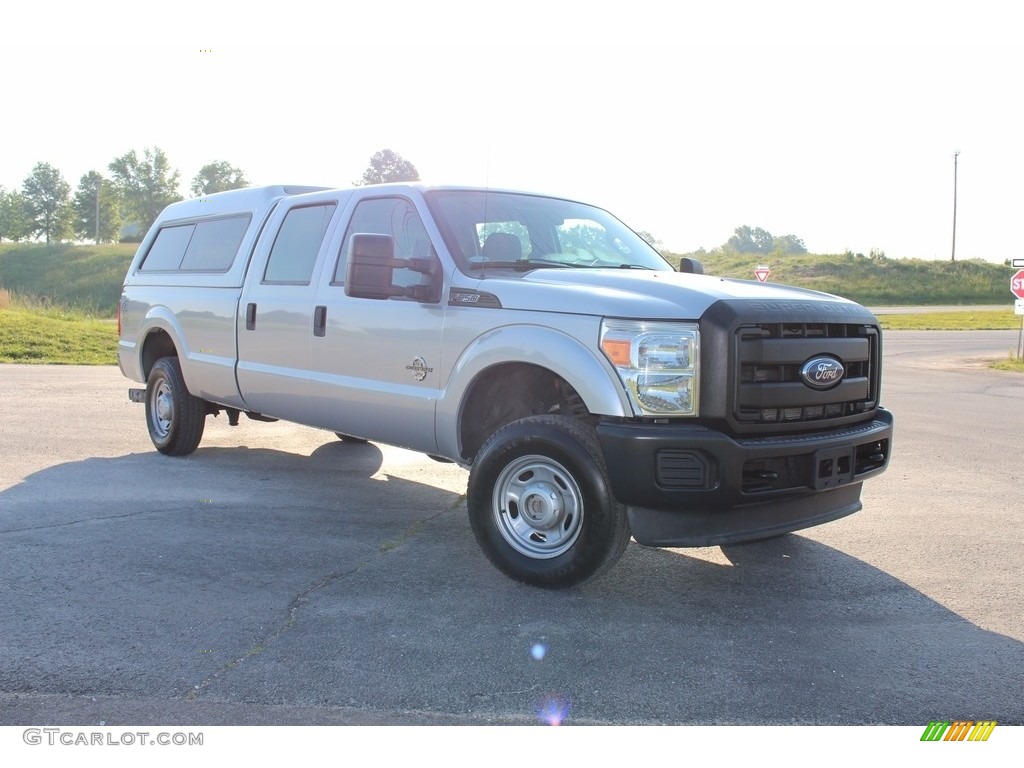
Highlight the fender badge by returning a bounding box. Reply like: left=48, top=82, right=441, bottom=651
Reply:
left=406, top=356, right=434, bottom=382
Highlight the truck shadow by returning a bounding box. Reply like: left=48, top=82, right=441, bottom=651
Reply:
left=1, top=442, right=1021, bottom=726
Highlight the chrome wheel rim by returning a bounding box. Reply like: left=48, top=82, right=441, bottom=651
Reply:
left=492, top=454, right=584, bottom=559
left=150, top=380, right=173, bottom=439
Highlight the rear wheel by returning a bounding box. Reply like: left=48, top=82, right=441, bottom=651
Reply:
left=146, top=356, right=206, bottom=456
left=468, top=415, right=629, bottom=588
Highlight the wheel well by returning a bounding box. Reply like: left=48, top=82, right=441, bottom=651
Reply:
left=459, top=363, right=591, bottom=463
left=140, top=330, right=178, bottom=379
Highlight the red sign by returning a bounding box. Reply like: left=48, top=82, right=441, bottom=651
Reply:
left=755, top=266, right=771, bottom=283
left=1012, top=269, right=1024, bottom=299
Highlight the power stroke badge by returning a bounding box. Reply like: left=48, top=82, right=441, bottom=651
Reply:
left=406, top=356, right=434, bottom=381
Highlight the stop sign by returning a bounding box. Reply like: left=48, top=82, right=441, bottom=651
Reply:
left=1013, top=269, right=1024, bottom=299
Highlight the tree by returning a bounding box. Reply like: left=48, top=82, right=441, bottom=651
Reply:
left=355, top=149, right=420, bottom=185
left=22, top=162, right=72, bottom=244
left=108, top=147, right=183, bottom=232
left=772, top=234, right=807, bottom=255
left=726, top=225, right=805, bottom=255
left=727, top=225, right=768, bottom=253
left=72, top=171, right=123, bottom=244
left=0, top=187, right=31, bottom=242
left=191, top=160, right=249, bottom=196
left=636, top=230, right=662, bottom=248
left=751, top=227, right=774, bottom=253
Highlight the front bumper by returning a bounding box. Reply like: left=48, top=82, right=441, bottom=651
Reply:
left=596, top=408, right=893, bottom=547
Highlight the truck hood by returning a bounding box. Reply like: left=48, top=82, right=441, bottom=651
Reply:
left=468, top=268, right=868, bottom=320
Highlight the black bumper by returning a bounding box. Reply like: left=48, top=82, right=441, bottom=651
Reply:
left=596, top=408, right=893, bottom=547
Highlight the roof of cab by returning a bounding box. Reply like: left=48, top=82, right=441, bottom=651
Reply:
left=153, top=182, right=596, bottom=227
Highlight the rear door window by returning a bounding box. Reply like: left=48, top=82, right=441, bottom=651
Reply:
left=263, top=204, right=337, bottom=284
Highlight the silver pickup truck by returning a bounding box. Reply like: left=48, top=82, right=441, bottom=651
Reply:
left=118, top=183, right=893, bottom=588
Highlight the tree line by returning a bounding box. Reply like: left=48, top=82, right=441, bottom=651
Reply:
left=1, top=146, right=809, bottom=256
left=0, top=149, right=249, bottom=245
left=724, top=225, right=807, bottom=255
left=0, top=147, right=422, bottom=246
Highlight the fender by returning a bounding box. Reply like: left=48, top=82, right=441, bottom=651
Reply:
left=118, top=306, right=184, bottom=383
left=435, top=323, right=633, bottom=460
left=136, top=306, right=189, bottom=374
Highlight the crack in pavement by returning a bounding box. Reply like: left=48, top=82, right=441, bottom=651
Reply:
left=185, top=494, right=468, bottom=701
left=0, top=508, right=170, bottom=535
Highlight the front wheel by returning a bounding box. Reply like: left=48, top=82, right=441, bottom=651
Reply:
left=145, top=356, right=206, bottom=456
left=467, top=415, right=630, bottom=588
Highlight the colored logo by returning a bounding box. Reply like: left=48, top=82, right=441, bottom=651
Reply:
left=920, top=720, right=997, bottom=742
left=799, top=356, right=844, bottom=390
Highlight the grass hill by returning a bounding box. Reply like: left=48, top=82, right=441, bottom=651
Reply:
left=0, top=242, right=1016, bottom=318
left=664, top=249, right=1012, bottom=306
left=0, top=242, right=1018, bottom=366
left=0, top=242, right=136, bottom=317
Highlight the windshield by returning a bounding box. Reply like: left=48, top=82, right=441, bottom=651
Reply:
left=425, top=190, right=672, bottom=273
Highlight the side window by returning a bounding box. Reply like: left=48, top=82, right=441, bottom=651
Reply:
left=263, top=203, right=336, bottom=284
left=139, top=215, right=252, bottom=272
left=334, top=197, right=434, bottom=289
left=140, top=224, right=195, bottom=271
left=179, top=215, right=251, bottom=271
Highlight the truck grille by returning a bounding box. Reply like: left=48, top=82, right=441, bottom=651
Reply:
left=734, top=323, right=878, bottom=428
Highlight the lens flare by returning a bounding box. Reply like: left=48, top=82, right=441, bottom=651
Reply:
left=536, top=695, right=571, bottom=726
left=530, top=642, right=547, bottom=661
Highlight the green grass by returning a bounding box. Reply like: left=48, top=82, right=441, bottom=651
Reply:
left=1, top=241, right=1014, bottom=315
left=0, top=289, right=117, bottom=364
left=0, top=242, right=135, bottom=317
left=991, top=356, right=1024, bottom=372
left=876, top=309, right=1022, bottom=330
left=666, top=249, right=1012, bottom=306
left=0, top=241, right=1021, bottom=366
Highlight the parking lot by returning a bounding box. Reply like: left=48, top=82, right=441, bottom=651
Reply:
left=1, top=330, right=1022, bottom=725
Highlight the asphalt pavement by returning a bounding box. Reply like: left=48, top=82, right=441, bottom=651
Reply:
left=0, top=331, right=1021, bottom=727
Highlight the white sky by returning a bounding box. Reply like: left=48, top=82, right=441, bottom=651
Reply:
left=3, top=1, right=1021, bottom=262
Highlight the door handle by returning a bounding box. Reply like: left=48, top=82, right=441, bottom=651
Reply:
left=245, top=302, right=257, bottom=331
left=313, top=305, right=327, bottom=337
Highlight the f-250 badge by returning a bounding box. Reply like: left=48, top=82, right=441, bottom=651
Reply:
left=406, top=356, right=434, bottom=381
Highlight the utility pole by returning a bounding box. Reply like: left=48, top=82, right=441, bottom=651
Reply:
left=951, top=150, right=960, bottom=262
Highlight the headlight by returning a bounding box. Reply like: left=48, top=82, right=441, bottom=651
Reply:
left=600, top=320, right=700, bottom=416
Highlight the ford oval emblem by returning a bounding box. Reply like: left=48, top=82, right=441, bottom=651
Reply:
left=800, top=357, right=845, bottom=390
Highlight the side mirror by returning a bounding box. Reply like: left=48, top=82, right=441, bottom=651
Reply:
left=679, top=257, right=703, bottom=275
left=345, top=233, right=442, bottom=302
left=345, top=234, right=397, bottom=300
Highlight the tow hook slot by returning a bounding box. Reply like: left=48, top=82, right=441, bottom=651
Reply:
left=813, top=446, right=855, bottom=490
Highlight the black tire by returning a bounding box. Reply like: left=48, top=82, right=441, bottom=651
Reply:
left=145, top=356, right=206, bottom=456
left=334, top=433, right=368, bottom=443
left=467, top=415, right=630, bottom=588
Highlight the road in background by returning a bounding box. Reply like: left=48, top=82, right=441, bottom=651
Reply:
left=0, top=331, right=1021, bottom=726
left=869, top=305, right=1009, bottom=314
